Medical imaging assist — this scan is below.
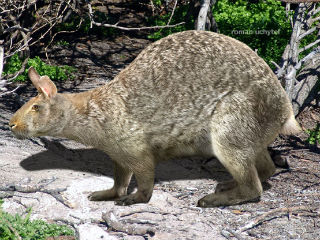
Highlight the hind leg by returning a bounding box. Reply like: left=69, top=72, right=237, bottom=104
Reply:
left=198, top=141, right=263, bottom=207
left=88, top=162, right=133, bottom=201
left=256, top=148, right=275, bottom=182
left=215, top=148, right=275, bottom=193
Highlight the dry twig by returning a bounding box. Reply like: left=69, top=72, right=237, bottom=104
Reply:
left=238, top=206, right=319, bottom=233
left=86, top=1, right=184, bottom=31
left=0, top=180, right=70, bottom=208
left=102, top=211, right=156, bottom=236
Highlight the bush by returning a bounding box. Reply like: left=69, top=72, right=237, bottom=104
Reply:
left=306, top=123, right=320, bottom=145
left=3, top=54, right=75, bottom=82
left=0, top=200, right=75, bottom=240
left=213, top=0, right=292, bottom=68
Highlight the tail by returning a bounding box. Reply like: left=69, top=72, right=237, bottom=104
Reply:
left=280, top=112, right=302, bottom=135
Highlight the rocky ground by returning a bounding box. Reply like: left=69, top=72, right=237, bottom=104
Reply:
left=1, top=31, right=320, bottom=240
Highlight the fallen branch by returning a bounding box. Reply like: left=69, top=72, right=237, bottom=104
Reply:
left=238, top=206, right=319, bottom=233
left=102, top=211, right=156, bottom=236
left=0, top=181, right=70, bottom=208
left=0, top=191, right=14, bottom=198
left=220, top=229, right=245, bottom=240
left=118, top=208, right=173, bottom=217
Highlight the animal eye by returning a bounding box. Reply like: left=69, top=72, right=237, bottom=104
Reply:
left=32, top=105, right=40, bottom=111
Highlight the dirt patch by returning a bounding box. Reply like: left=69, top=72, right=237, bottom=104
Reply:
left=1, top=35, right=320, bottom=239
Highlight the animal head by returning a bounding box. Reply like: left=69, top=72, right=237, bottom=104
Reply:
left=9, top=67, right=67, bottom=139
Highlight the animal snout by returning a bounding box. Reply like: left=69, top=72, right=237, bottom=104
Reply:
left=8, top=120, right=28, bottom=139
left=9, top=122, right=16, bottom=130
left=9, top=120, right=21, bottom=132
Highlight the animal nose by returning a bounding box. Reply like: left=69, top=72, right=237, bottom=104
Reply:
left=9, top=122, right=16, bottom=130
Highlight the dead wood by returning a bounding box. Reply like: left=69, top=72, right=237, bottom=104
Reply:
left=0, top=179, right=71, bottom=208
left=221, top=229, right=245, bottom=240
left=274, top=3, right=320, bottom=115
left=238, top=206, right=319, bottom=233
left=102, top=210, right=156, bottom=236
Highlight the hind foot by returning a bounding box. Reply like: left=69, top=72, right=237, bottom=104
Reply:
left=197, top=184, right=262, bottom=208
left=215, top=180, right=237, bottom=193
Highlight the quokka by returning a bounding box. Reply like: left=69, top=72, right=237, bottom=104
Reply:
left=9, top=30, right=301, bottom=207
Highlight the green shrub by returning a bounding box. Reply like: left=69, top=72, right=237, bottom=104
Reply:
left=3, top=54, right=75, bottom=82
left=55, top=40, right=70, bottom=47
left=152, top=0, right=162, bottom=6
left=0, top=201, right=74, bottom=240
left=213, top=0, right=292, bottom=68
left=306, top=123, right=320, bottom=145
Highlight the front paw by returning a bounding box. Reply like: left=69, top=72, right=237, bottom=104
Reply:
left=115, top=193, right=150, bottom=206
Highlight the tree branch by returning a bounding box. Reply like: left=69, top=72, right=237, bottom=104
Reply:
left=3, top=25, right=31, bottom=33
left=298, top=26, right=317, bottom=41
left=298, top=38, right=320, bottom=53
left=310, top=7, right=320, bottom=17
left=0, top=86, right=22, bottom=97
left=87, top=1, right=184, bottom=31
left=91, top=20, right=185, bottom=31
left=196, top=0, right=211, bottom=30
left=310, top=15, right=320, bottom=25
left=271, top=60, right=281, bottom=70
left=0, top=42, right=4, bottom=80
left=167, top=0, right=178, bottom=26
left=296, top=47, right=320, bottom=70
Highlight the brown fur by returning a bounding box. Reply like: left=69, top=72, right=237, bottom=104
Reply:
left=9, top=31, right=301, bottom=207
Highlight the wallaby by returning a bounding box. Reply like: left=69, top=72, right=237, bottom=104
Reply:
left=9, top=30, right=301, bottom=207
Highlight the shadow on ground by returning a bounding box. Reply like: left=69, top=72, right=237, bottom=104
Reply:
left=19, top=138, right=231, bottom=184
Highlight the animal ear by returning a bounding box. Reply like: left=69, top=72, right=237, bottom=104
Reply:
left=28, top=67, right=57, bottom=98
left=28, top=67, right=40, bottom=82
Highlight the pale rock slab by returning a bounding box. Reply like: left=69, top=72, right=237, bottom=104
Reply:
left=77, top=223, right=117, bottom=240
